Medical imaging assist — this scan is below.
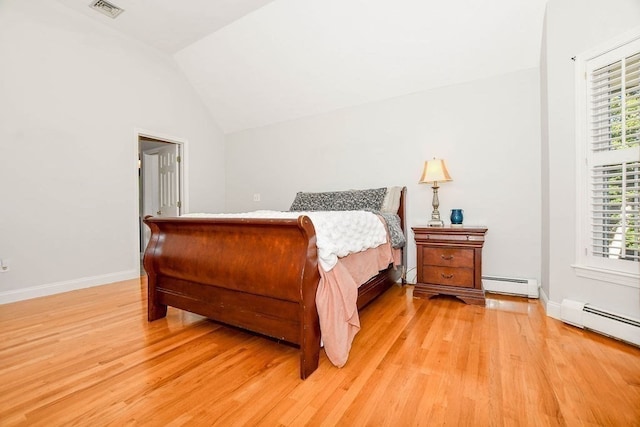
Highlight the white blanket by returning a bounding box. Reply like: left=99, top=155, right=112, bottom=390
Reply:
left=183, top=210, right=388, bottom=271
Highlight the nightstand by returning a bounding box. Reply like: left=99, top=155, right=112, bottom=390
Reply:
left=412, top=226, right=488, bottom=305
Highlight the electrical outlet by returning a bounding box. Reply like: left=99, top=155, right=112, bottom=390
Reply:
left=0, top=258, right=9, bottom=273
left=253, top=193, right=261, bottom=202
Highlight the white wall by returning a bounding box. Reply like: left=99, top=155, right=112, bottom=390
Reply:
left=226, top=68, right=542, bottom=283
left=539, top=7, right=551, bottom=304
left=541, top=0, right=640, bottom=319
left=0, top=0, right=226, bottom=302
left=175, top=0, right=547, bottom=134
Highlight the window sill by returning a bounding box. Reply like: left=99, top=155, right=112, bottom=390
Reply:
left=572, top=264, right=640, bottom=289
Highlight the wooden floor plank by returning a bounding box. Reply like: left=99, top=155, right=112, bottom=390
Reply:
left=1, top=277, right=639, bottom=426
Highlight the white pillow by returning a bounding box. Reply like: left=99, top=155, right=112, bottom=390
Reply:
left=381, top=186, right=402, bottom=213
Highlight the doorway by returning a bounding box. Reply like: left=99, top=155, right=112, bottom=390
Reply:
left=138, top=135, right=183, bottom=260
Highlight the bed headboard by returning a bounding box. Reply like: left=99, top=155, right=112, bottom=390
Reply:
left=398, top=187, right=407, bottom=278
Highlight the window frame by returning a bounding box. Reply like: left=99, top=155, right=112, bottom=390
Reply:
left=574, top=28, right=640, bottom=288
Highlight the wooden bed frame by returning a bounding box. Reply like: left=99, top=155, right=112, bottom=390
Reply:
left=143, top=187, right=406, bottom=379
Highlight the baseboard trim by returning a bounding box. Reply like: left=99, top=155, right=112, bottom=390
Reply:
left=539, top=286, right=562, bottom=320
left=0, top=269, right=140, bottom=305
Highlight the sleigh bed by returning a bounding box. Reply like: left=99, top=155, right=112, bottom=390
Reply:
left=143, top=186, right=406, bottom=379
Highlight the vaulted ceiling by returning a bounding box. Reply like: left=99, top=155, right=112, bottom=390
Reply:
left=54, top=0, right=548, bottom=133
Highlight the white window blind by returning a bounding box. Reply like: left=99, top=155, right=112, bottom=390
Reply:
left=586, top=43, right=640, bottom=270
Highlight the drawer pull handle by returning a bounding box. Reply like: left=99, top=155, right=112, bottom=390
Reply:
left=441, top=255, right=454, bottom=261
left=441, top=273, right=454, bottom=279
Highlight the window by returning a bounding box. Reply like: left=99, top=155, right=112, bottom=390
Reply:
left=576, top=35, right=640, bottom=285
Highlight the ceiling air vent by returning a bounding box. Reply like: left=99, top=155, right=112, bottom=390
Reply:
left=89, top=0, right=124, bottom=19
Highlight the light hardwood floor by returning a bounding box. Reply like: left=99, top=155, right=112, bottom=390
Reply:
left=1, top=277, right=639, bottom=426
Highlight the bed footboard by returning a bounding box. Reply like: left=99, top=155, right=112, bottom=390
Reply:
left=143, top=215, right=322, bottom=379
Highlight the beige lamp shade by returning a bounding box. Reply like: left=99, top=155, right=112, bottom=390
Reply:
left=419, top=159, right=452, bottom=184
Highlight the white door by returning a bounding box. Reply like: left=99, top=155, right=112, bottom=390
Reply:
left=140, top=141, right=181, bottom=255
left=157, top=144, right=181, bottom=217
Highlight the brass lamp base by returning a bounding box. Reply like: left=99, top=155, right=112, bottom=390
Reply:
left=428, top=182, right=444, bottom=227
left=428, top=219, right=444, bottom=227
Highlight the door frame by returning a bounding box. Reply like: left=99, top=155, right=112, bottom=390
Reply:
left=135, top=129, right=189, bottom=259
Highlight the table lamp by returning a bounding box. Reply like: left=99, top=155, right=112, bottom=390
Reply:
left=419, top=158, right=452, bottom=227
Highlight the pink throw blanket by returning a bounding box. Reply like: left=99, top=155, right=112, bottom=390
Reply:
left=315, top=241, right=399, bottom=367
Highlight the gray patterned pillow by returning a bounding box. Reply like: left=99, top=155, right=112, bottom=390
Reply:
left=289, top=187, right=387, bottom=211
left=290, top=191, right=337, bottom=211
left=331, top=188, right=387, bottom=211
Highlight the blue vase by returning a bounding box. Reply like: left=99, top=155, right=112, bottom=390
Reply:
left=450, top=209, right=464, bottom=225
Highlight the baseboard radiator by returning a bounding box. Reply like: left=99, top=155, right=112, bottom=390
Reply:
left=482, top=276, right=539, bottom=298
left=560, top=299, right=640, bottom=347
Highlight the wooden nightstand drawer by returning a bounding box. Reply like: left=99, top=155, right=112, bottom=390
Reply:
left=422, top=267, right=474, bottom=288
left=423, top=248, right=473, bottom=268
